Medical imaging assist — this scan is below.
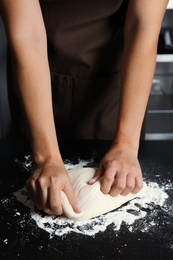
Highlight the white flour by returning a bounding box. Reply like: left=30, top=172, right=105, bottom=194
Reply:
left=13, top=159, right=172, bottom=238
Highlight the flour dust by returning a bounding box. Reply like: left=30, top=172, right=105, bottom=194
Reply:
left=11, top=158, right=173, bottom=238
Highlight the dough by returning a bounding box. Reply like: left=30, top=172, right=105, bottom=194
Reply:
left=61, top=167, right=147, bottom=221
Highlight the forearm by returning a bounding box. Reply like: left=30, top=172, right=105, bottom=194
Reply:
left=114, top=0, right=168, bottom=151
left=114, top=31, right=157, bottom=150
left=11, top=40, right=61, bottom=164
left=0, top=0, right=61, bottom=164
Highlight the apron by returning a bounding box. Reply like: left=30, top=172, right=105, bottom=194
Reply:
left=7, top=0, right=129, bottom=140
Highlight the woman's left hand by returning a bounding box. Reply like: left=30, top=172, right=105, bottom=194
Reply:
left=89, top=143, right=143, bottom=197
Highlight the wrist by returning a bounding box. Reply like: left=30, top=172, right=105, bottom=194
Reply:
left=33, top=152, right=63, bottom=166
left=111, top=141, right=139, bottom=158
left=31, top=138, right=62, bottom=165
left=113, top=130, right=140, bottom=151
left=34, top=156, right=64, bottom=170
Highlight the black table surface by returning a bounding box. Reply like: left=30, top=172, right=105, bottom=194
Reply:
left=0, top=139, right=173, bottom=260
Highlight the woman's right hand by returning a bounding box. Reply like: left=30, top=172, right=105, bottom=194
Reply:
left=26, top=159, right=81, bottom=215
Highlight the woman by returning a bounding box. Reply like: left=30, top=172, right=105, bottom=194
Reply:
left=0, top=0, right=168, bottom=215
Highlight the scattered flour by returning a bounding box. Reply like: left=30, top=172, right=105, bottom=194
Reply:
left=3, top=239, right=8, bottom=245
left=13, top=159, right=171, bottom=238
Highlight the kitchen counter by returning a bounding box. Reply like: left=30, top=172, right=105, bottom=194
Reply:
left=0, top=139, right=173, bottom=260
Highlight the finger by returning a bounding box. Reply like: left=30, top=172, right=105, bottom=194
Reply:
left=35, top=176, right=48, bottom=210
left=63, top=185, right=81, bottom=213
left=109, top=172, right=126, bottom=197
left=120, top=174, right=135, bottom=196
left=101, top=167, right=116, bottom=194
left=131, top=175, right=143, bottom=194
left=88, top=165, right=104, bottom=185
left=47, top=185, right=63, bottom=215
left=26, top=177, right=44, bottom=211
left=26, top=177, right=37, bottom=204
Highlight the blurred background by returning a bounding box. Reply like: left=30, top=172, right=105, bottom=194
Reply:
left=145, top=1, right=173, bottom=140
left=0, top=2, right=173, bottom=139
left=0, top=16, right=11, bottom=138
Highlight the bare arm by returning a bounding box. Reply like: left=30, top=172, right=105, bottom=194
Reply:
left=90, top=0, right=169, bottom=195
left=0, top=0, right=80, bottom=214
left=115, top=0, right=169, bottom=148
left=0, top=0, right=57, bottom=162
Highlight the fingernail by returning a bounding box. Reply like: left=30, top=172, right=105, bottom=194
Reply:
left=76, top=205, right=81, bottom=213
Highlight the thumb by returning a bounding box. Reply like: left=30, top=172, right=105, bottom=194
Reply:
left=88, top=165, right=104, bottom=185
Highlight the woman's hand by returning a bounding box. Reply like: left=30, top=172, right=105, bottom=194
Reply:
left=26, top=159, right=80, bottom=215
left=89, top=143, right=143, bottom=197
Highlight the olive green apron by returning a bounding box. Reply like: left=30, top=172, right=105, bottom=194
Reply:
left=8, top=0, right=129, bottom=139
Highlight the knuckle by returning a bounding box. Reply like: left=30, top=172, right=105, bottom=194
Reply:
left=105, top=160, right=117, bottom=169
left=106, top=161, right=114, bottom=168
left=138, top=179, right=144, bottom=188
left=27, top=176, right=37, bottom=188
left=132, top=182, right=144, bottom=194
left=126, top=183, right=134, bottom=190
left=37, top=176, right=46, bottom=187
left=49, top=175, right=56, bottom=185
left=136, top=176, right=144, bottom=187
left=119, top=164, right=126, bottom=172
left=109, top=190, right=117, bottom=197
left=136, top=183, right=143, bottom=190
left=116, top=182, right=125, bottom=191
left=25, top=179, right=34, bottom=192
left=49, top=202, right=62, bottom=215
left=104, top=174, right=113, bottom=183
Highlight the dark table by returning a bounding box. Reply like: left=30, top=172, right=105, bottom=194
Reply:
left=0, top=139, right=173, bottom=260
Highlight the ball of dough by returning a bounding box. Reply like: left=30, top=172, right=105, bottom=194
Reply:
left=61, top=167, right=147, bottom=221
